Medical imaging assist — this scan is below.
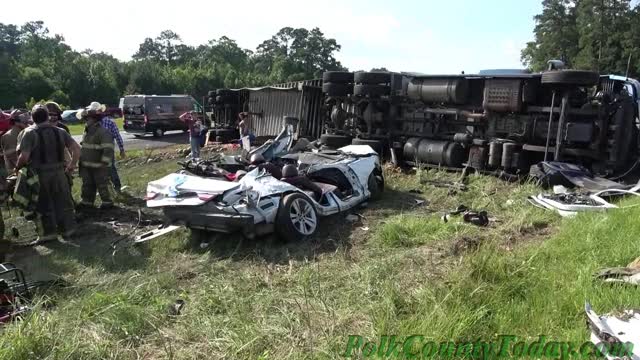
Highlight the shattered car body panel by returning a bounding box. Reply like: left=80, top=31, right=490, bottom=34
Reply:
left=585, top=303, right=639, bottom=360
left=248, top=118, right=297, bottom=161
left=145, top=145, right=382, bottom=239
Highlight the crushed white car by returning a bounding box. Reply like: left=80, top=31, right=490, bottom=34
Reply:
left=142, top=145, right=383, bottom=242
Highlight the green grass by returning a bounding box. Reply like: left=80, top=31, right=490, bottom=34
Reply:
left=1, top=156, right=638, bottom=359
left=68, top=117, right=124, bottom=136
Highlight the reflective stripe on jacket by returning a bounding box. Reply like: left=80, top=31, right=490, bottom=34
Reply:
left=13, top=167, right=39, bottom=218
left=80, top=123, right=114, bottom=168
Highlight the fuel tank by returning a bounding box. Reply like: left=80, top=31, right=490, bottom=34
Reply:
left=407, top=77, right=469, bottom=104
left=403, top=138, right=466, bottom=167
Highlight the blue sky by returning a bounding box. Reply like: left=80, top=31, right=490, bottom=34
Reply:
left=1, top=0, right=542, bottom=73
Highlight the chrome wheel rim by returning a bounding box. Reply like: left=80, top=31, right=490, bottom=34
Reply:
left=289, top=198, right=317, bottom=235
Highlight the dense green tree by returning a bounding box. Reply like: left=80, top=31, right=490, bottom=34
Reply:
left=0, top=21, right=346, bottom=109
left=523, top=0, right=639, bottom=76
left=521, top=0, right=579, bottom=70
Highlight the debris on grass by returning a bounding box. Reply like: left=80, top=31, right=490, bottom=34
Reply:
left=346, top=214, right=359, bottom=222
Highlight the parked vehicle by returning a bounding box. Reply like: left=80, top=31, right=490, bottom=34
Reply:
left=122, top=95, right=206, bottom=137
left=61, top=110, right=80, bottom=124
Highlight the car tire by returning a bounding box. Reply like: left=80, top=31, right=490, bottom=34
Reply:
left=276, top=193, right=318, bottom=242
left=354, top=72, right=391, bottom=85
left=322, top=71, right=354, bottom=84
left=367, top=172, right=384, bottom=201
left=322, top=83, right=353, bottom=97
left=320, top=134, right=352, bottom=148
left=152, top=128, right=164, bottom=138
left=353, top=84, right=391, bottom=97
left=351, top=138, right=385, bottom=155
left=541, top=70, right=599, bottom=87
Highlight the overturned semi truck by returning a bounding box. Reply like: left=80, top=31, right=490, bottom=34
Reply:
left=208, top=61, right=640, bottom=177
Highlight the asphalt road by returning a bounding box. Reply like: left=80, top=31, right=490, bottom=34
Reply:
left=72, top=130, right=189, bottom=151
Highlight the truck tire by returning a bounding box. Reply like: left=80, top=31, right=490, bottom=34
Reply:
left=351, top=138, right=384, bottom=155
left=541, top=70, right=599, bottom=87
left=354, top=72, right=391, bottom=85
left=322, top=83, right=353, bottom=97
left=152, top=128, right=164, bottom=138
left=276, top=193, right=318, bottom=242
left=207, top=90, right=216, bottom=97
left=217, top=128, right=237, bottom=142
left=216, top=89, right=234, bottom=96
left=320, top=134, right=352, bottom=148
left=353, top=84, right=391, bottom=97
left=322, top=71, right=354, bottom=83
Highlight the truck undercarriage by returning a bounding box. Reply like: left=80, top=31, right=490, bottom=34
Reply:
left=322, top=66, right=640, bottom=177
left=207, top=62, right=640, bottom=179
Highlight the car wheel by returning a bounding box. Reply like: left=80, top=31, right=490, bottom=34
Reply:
left=367, top=172, right=384, bottom=201
left=322, top=71, right=354, bottom=83
left=541, top=70, right=599, bottom=87
left=354, top=72, right=391, bottom=85
left=320, top=134, right=352, bottom=148
left=276, top=193, right=318, bottom=242
left=152, top=128, right=164, bottom=138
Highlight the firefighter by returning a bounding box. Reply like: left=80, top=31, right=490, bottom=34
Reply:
left=1, top=110, right=30, bottom=173
left=15, top=105, right=81, bottom=244
left=77, top=102, right=115, bottom=210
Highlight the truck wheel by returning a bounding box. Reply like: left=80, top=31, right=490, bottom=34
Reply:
left=354, top=72, right=391, bottom=85
left=351, top=138, right=385, bottom=155
left=322, top=83, right=353, bottom=97
left=207, top=90, right=216, bottom=97
left=322, top=71, right=354, bottom=83
left=353, top=84, right=391, bottom=97
left=541, top=70, right=599, bottom=87
left=320, top=134, right=352, bottom=148
left=217, top=129, right=237, bottom=142
left=276, top=193, right=318, bottom=242
left=216, top=89, right=234, bottom=96
left=152, top=128, right=164, bottom=138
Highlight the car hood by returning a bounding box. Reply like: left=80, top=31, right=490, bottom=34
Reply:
left=146, top=172, right=240, bottom=207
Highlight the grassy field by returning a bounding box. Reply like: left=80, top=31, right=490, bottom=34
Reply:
left=67, top=117, right=124, bottom=136
left=1, top=150, right=639, bottom=359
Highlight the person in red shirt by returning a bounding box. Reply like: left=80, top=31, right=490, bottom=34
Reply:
left=179, top=111, right=203, bottom=159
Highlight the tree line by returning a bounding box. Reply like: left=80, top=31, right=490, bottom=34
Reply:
left=522, top=0, right=640, bottom=76
left=0, top=21, right=345, bottom=109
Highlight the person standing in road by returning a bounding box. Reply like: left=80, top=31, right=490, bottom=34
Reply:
left=100, top=108, right=125, bottom=192
left=45, top=102, right=70, bottom=134
left=179, top=111, right=203, bottom=159
left=15, top=105, right=81, bottom=244
left=1, top=110, right=30, bottom=173
left=76, top=102, right=115, bottom=210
